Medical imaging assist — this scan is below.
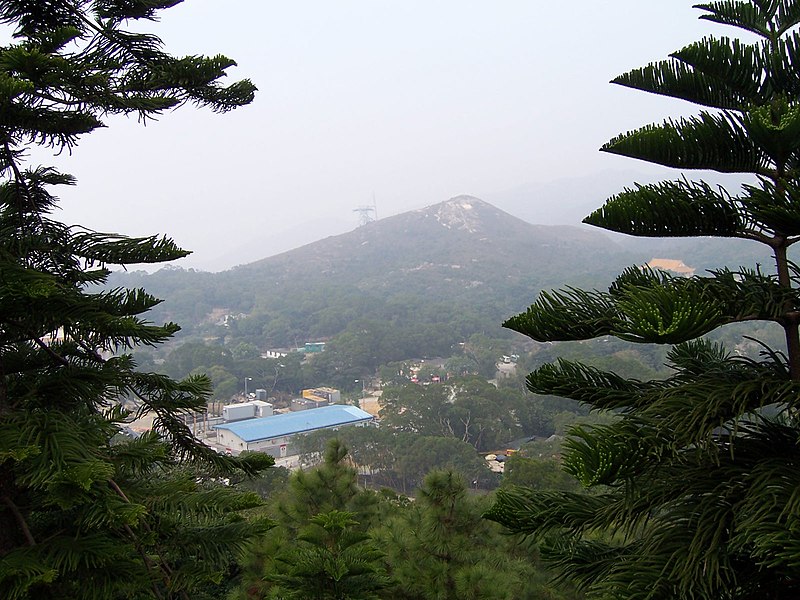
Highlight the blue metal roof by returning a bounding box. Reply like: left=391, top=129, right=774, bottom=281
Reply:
left=214, top=404, right=373, bottom=443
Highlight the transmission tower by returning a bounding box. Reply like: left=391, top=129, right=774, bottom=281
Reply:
left=353, top=196, right=378, bottom=227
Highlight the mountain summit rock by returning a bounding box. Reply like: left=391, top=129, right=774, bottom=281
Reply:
left=422, top=195, right=492, bottom=233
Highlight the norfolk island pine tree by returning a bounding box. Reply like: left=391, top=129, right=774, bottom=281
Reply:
left=486, top=2, right=800, bottom=599
left=0, top=2, right=273, bottom=599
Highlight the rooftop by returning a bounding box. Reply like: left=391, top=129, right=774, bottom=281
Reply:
left=647, top=258, right=695, bottom=276
left=214, top=404, right=373, bottom=443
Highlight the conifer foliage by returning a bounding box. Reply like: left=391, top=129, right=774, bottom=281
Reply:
left=487, top=2, right=800, bottom=599
left=232, top=440, right=387, bottom=600
left=0, top=2, right=271, bottom=598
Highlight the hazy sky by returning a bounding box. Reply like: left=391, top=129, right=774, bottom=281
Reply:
left=36, top=1, right=719, bottom=270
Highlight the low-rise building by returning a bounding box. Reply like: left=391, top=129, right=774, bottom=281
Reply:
left=302, top=342, right=326, bottom=353
left=290, top=398, right=318, bottom=411
left=214, top=404, right=373, bottom=457
left=302, top=387, right=341, bottom=405
left=646, top=258, right=695, bottom=277
left=221, top=400, right=273, bottom=422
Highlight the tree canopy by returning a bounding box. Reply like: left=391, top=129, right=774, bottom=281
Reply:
left=487, top=2, right=800, bottom=599
left=233, top=440, right=387, bottom=600
left=0, top=2, right=272, bottom=598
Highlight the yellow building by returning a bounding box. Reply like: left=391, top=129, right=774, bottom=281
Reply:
left=301, top=387, right=341, bottom=406
left=646, top=258, right=695, bottom=277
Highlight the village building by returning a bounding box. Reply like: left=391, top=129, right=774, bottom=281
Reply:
left=214, top=404, right=373, bottom=457
left=646, top=258, right=695, bottom=277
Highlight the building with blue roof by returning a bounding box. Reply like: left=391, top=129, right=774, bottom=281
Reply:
left=214, top=404, right=374, bottom=457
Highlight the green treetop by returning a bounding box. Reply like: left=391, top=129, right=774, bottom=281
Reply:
left=377, top=470, right=570, bottom=600
left=232, top=440, right=385, bottom=600
left=0, top=2, right=271, bottom=599
left=487, top=2, right=800, bottom=599
left=267, top=510, right=389, bottom=600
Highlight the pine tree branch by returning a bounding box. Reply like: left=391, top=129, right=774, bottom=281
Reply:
left=31, top=91, right=85, bottom=108
left=1, top=137, right=41, bottom=248
left=75, top=337, right=105, bottom=363
left=29, top=332, right=70, bottom=367
left=108, top=479, right=194, bottom=600
left=0, top=355, right=8, bottom=416
left=123, top=519, right=166, bottom=600
left=2, top=494, right=35, bottom=546
left=771, top=203, right=800, bottom=380
left=59, top=1, right=124, bottom=54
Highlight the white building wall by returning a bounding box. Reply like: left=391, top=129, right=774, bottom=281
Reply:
left=246, top=435, right=291, bottom=457
left=251, top=400, right=274, bottom=417
left=217, top=429, right=248, bottom=452
left=222, top=403, right=256, bottom=422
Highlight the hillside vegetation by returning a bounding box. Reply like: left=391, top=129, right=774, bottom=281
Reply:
left=114, top=196, right=774, bottom=354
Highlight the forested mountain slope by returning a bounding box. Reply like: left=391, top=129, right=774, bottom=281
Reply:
left=236, top=196, right=634, bottom=308
left=112, top=195, right=771, bottom=347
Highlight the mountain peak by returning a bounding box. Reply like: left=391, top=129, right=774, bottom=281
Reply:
left=418, top=195, right=493, bottom=233
left=443, top=194, right=484, bottom=207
